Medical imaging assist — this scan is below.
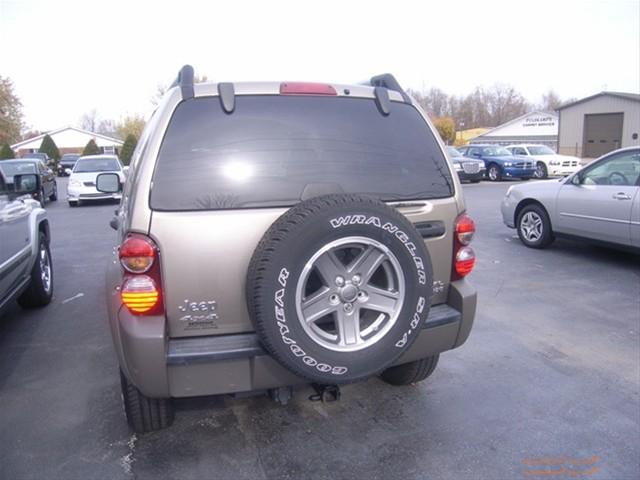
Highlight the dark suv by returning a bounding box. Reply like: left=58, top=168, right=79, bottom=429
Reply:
left=98, top=66, right=478, bottom=432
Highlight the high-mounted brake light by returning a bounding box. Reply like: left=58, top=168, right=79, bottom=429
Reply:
left=452, top=212, right=476, bottom=280
left=118, top=234, right=164, bottom=316
left=280, top=82, right=337, bottom=95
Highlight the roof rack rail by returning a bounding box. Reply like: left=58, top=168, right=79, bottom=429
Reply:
left=170, top=65, right=195, bottom=100
left=369, top=73, right=411, bottom=104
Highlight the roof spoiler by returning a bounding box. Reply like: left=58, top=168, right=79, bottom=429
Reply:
left=369, top=74, right=412, bottom=104
left=170, top=65, right=194, bottom=100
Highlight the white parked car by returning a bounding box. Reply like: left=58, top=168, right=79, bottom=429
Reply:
left=506, top=144, right=580, bottom=179
left=66, top=155, right=125, bottom=207
left=501, top=147, right=640, bottom=251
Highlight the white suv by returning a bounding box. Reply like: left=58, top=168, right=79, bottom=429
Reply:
left=506, top=144, right=580, bottom=179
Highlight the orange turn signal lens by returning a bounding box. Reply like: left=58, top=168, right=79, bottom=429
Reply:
left=121, top=275, right=159, bottom=314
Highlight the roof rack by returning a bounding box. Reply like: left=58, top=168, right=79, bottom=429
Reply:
left=171, top=65, right=195, bottom=100
left=369, top=73, right=411, bottom=103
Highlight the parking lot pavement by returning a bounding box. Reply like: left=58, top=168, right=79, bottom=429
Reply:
left=0, top=178, right=638, bottom=480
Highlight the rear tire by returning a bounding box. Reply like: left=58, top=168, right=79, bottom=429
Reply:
left=120, top=370, right=174, bottom=433
left=17, top=232, right=53, bottom=308
left=68, top=201, right=78, bottom=207
left=380, top=355, right=439, bottom=386
left=50, top=183, right=58, bottom=201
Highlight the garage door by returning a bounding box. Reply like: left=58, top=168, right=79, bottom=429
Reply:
left=583, top=113, right=623, bottom=158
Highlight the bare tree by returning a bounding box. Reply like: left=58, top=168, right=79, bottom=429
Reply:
left=79, top=109, right=99, bottom=132
left=539, top=89, right=563, bottom=111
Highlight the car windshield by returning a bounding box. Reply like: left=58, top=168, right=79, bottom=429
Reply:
left=74, top=158, right=121, bottom=172
left=482, top=147, right=512, bottom=156
left=62, top=155, right=79, bottom=163
left=446, top=146, right=464, bottom=158
left=0, top=162, right=37, bottom=178
left=527, top=146, right=555, bottom=155
left=151, top=95, right=454, bottom=211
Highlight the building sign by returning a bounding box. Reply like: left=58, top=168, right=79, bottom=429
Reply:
left=522, top=115, right=556, bottom=128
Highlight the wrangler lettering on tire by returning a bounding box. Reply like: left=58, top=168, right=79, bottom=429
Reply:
left=246, top=194, right=434, bottom=384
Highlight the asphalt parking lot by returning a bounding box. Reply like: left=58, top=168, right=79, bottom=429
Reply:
left=1, top=178, right=638, bottom=480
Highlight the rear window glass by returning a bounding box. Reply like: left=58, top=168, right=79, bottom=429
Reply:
left=151, top=95, right=453, bottom=211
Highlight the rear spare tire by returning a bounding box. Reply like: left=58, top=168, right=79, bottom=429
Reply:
left=246, top=194, right=433, bottom=384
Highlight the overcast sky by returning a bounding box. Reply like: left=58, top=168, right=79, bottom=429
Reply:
left=1, top=0, right=638, bottom=132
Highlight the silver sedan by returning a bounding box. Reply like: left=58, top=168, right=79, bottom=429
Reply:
left=501, top=147, right=640, bottom=251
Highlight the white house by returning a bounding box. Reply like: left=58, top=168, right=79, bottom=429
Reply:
left=470, top=111, right=559, bottom=149
left=11, top=126, right=124, bottom=156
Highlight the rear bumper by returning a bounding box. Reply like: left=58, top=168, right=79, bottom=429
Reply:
left=113, top=280, right=477, bottom=398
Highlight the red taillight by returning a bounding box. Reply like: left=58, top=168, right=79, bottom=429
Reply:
left=455, top=213, right=475, bottom=245
left=280, top=82, right=337, bottom=95
left=119, top=234, right=155, bottom=273
left=119, top=234, right=163, bottom=315
left=452, top=213, right=476, bottom=279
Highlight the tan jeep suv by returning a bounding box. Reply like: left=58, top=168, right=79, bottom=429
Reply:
left=98, top=66, right=478, bottom=432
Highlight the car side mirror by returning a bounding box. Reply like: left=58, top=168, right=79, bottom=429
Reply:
left=122, top=166, right=130, bottom=175
left=14, top=173, right=40, bottom=194
left=571, top=174, right=582, bottom=186
left=471, top=152, right=480, bottom=158
left=65, top=168, right=72, bottom=175
left=96, top=172, right=122, bottom=193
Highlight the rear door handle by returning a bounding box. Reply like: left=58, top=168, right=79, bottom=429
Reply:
left=612, top=193, right=632, bottom=200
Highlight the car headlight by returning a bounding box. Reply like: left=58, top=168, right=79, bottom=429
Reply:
left=454, top=163, right=463, bottom=171
left=503, top=162, right=512, bottom=167
left=69, top=179, right=82, bottom=187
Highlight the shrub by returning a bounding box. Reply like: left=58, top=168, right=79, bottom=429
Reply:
left=120, top=134, right=138, bottom=166
left=82, top=139, right=101, bottom=156
left=0, top=143, right=15, bottom=159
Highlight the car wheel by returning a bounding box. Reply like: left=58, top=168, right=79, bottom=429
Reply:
left=487, top=164, right=502, bottom=181
left=17, top=232, right=53, bottom=308
left=246, top=194, right=434, bottom=385
left=120, top=370, right=174, bottom=433
left=68, top=201, right=78, bottom=207
left=49, top=183, right=58, bottom=201
left=516, top=204, right=554, bottom=249
left=379, top=354, right=439, bottom=386
left=534, top=162, right=548, bottom=179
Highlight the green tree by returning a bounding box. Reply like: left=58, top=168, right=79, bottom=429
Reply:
left=433, top=117, right=456, bottom=144
left=116, top=114, right=145, bottom=140
left=1, top=143, right=15, bottom=159
left=39, top=134, right=61, bottom=161
left=82, top=139, right=101, bottom=156
left=0, top=76, right=24, bottom=145
left=120, top=134, right=138, bottom=166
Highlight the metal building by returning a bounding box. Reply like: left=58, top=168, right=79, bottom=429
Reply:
left=557, top=92, right=640, bottom=158
left=469, top=111, right=558, bottom=148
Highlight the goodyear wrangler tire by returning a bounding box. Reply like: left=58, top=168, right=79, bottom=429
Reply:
left=246, top=194, right=433, bottom=384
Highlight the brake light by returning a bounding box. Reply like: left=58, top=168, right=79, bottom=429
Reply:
left=118, top=234, right=164, bottom=315
left=121, top=276, right=159, bottom=313
left=455, top=247, right=476, bottom=277
left=280, top=82, right=337, bottom=95
left=452, top=212, right=476, bottom=280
